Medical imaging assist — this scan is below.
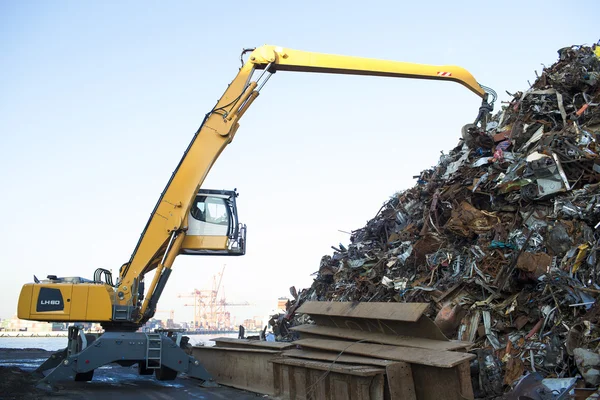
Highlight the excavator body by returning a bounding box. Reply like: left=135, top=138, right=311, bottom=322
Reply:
left=18, top=188, right=245, bottom=324
left=16, top=45, right=492, bottom=387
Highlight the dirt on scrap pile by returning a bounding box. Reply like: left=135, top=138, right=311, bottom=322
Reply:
left=270, top=43, right=600, bottom=398
left=0, top=366, right=46, bottom=400
left=0, top=348, right=55, bottom=400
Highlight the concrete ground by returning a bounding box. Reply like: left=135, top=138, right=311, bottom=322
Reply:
left=0, top=348, right=270, bottom=400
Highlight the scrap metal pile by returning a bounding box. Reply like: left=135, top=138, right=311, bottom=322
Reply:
left=275, top=43, right=600, bottom=397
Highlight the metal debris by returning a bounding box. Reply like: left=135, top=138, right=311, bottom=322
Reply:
left=269, top=42, right=600, bottom=398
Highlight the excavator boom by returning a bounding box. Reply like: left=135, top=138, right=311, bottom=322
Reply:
left=250, top=45, right=485, bottom=96
left=18, top=45, right=490, bottom=329
left=17, top=44, right=492, bottom=388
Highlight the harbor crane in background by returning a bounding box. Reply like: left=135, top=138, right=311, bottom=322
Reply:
left=17, top=45, right=493, bottom=386
left=178, top=265, right=251, bottom=330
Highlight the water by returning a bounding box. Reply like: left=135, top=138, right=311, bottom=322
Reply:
left=187, top=333, right=239, bottom=347
left=0, top=333, right=239, bottom=351
left=0, top=337, right=67, bottom=351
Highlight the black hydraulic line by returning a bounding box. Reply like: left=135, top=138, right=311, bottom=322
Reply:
left=144, top=269, right=172, bottom=320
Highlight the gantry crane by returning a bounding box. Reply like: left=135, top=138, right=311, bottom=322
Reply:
left=178, top=265, right=250, bottom=329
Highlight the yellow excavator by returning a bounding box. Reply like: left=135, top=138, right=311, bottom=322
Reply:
left=17, top=45, right=495, bottom=385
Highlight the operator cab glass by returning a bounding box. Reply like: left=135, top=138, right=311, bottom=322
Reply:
left=181, top=189, right=246, bottom=256
left=189, top=196, right=230, bottom=236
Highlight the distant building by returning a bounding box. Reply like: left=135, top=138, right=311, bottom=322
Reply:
left=52, top=322, right=66, bottom=331
left=4, top=316, right=52, bottom=332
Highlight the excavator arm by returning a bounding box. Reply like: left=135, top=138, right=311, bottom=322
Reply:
left=250, top=46, right=485, bottom=95
left=18, top=45, right=491, bottom=328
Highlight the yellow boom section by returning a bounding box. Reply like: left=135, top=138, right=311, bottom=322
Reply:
left=118, top=45, right=486, bottom=322
left=251, top=45, right=485, bottom=96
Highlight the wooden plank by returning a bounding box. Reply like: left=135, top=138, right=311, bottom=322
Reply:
left=272, top=358, right=385, bottom=400
left=411, top=364, right=468, bottom=400
left=386, top=362, right=416, bottom=400
left=192, top=346, right=279, bottom=395
left=193, top=346, right=280, bottom=354
left=291, top=324, right=471, bottom=351
left=456, top=361, right=475, bottom=400
left=574, top=388, right=600, bottom=399
left=310, top=314, right=449, bottom=341
left=273, top=357, right=283, bottom=397
left=211, top=337, right=295, bottom=350
left=272, top=357, right=385, bottom=377
left=370, top=374, right=385, bottom=400
left=293, top=338, right=475, bottom=368
left=297, top=301, right=428, bottom=322
left=283, top=348, right=394, bottom=367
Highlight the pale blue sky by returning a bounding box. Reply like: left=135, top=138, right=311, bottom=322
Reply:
left=0, top=1, right=597, bottom=325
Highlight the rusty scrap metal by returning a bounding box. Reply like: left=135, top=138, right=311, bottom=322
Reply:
left=268, top=43, right=600, bottom=398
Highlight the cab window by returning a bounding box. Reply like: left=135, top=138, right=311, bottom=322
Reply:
left=190, top=196, right=230, bottom=236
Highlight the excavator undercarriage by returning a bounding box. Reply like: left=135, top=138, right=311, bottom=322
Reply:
left=35, top=326, right=212, bottom=388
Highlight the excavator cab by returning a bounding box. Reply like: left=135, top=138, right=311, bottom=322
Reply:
left=180, top=189, right=246, bottom=256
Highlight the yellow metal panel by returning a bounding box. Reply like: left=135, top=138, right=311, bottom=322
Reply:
left=31, top=284, right=72, bottom=315
left=83, top=285, right=114, bottom=321
left=251, top=45, right=486, bottom=97
left=29, top=284, right=73, bottom=321
left=69, top=285, right=89, bottom=321
left=181, top=235, right=228, bottom=251
left=17, top=284, right=33, bottom=320
left=119, top=64, right=255, bottom=299
left=20, top=283, right=114, bottom=322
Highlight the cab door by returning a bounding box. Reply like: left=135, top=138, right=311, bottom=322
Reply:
left=181, top=189, right=246, bottom=256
